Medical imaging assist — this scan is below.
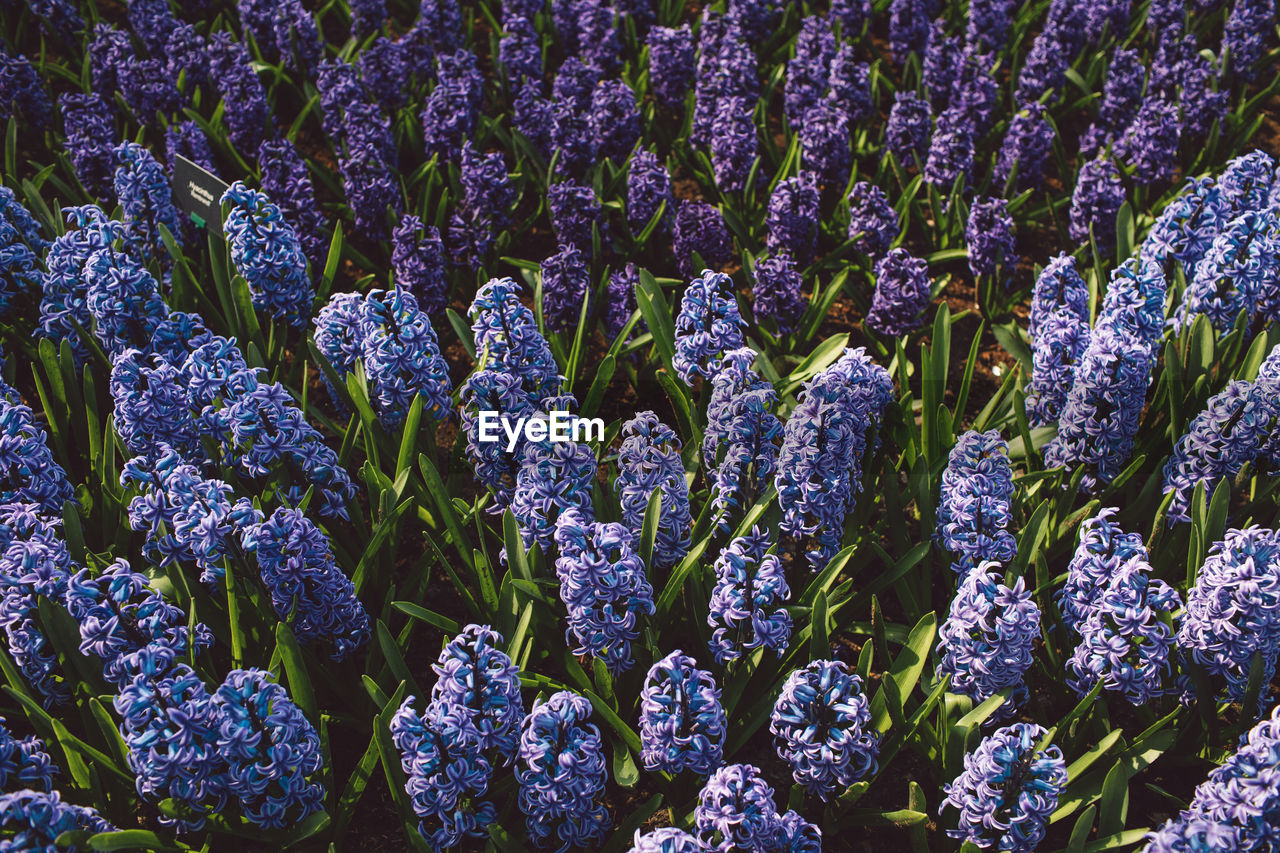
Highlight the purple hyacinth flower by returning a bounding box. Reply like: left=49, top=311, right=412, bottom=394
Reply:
left=392, top=215, right=447, bottom=314
left=431, top=624, right=524, bottom=763
left=1068, top=155, right=1126, bottom=250
left=0, top=791, right=114, bottom=844
left=512, top=428, right=597, bottom=554
left=886, top=91, right=931, bottom=167
left=421, top=49, right=482, bottom=162
left=1056, top=507, right=1146, bottom=632
left=936, top=430, right=1018, bottom=574
left=771, top=659, right=879, bottom=799
left=941, top=723, right=1067, bottom=852
left=712, top=96, right=759, bottom=193
left=799, top=100, right=850, bottom=186
left=0, top=53, right=52, bottom=130
left=1026, top=311, right=1091, bottom=427
left=995, top=102, right=1054, bottom=192
left=222, top=181, right=314, bottom=327
left=776, top=348, right=893, bottom=571
left=648, top=24, right=696, bottom=108
left=213, top=668, right=325, bottom=828
left=114, top=141, right=184, bottom=264
left=867, top=248, right=931, bottom=337
left=847, top=181, right=899, bottom=258
left=468, top=276, right=562, bottom=401
left=639, top=650, right=726, bottom=775
left=1015, top=28, right=1067, bottom=104
left=390, top=696, right=495, bottom=848
left=673, top=269, right=746, bottom=384
left=1163, top=380, right=1276, bottom=524
left=889, top=0, right=929, bottom=63
left=752, top=253, right=806, bottom=333
left=554, top=509, right=654, bottom=674
left=206, top=33, right=270, bottom=153
left=707, top=526, right=791, bottom=664
left=1042, top=327, right=1156, bottom=492
left=966, top=196, right=1017, bottom=280
left=1116, top=96, right=1181, bottom=185
left=673, top=202, right=734, bottom=277
left=1065, top=555, right=1182, bottom=705
left=628, top=148, right=674, bottom=238
left=924, top=107, right=975, bottom=190
left=616, top=412, right=693, bottom=568
left=605, top=263, right=644, bottom=343
left=517, top=692, right=611, bottom=849
left=59, top=93, right=115, bottom=201
left=1146, top=704, right=1280, bottom=851
left=540, top=243, right=591, bottom=333
left=1223, top=0, right=1273, bottom=81
left=765, top=172, right=820, bottom=263
left=589, top=79, right=641, bottom=162
left=936, top=563, right=1040, bottom=713
left=500, top=14, right=541, bottom=87
left=1177, top=526, right=1280, bottom=703
left=703, top=349, right=783, bottom=527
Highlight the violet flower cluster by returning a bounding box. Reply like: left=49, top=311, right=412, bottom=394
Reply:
left=639, top=650, right=726, bottom=776
left=1177, top=526, right=1280, bottom=704
left=766, top=173, right=820, bottom=263
left=941, top=723, right=1068, bottom=852
left=707, top=527, right=792, bottom=664
left=702, top=349, right=783, bottom=529
left=430, top=624, right=524, bottom=763
left=966, top=196, right=1017, bottom=280
left=553, top=509, right=655, bottom=675
left=517, top=691, right=611, bottom=850
left=1056, top=507, right=1147, bottom=632
left=673, top=269, right=747, bottom=384
left=935, top=430, right=1018, bottom=575
left=1145, top=703, right=1280, bottom=853
left=770, top=659, right=879, bottom=799
left=866, top=248, right=930, bottom=337
left=1026, top=254, right=1091, bottom=427
left=1162, top=380, right=1276, bottom=524
left=847, top=181, right=898, bottom=258
left=241, top=507, right=370, bottom=661
left=694, top=763, right=820, bottom=851
left=615, top=412, right=693, bottom=569
left=222, top=181, right=313, bottom=328
left=390, top=696, right=496, bottom=848
left=512, top=431, right=598, bottom=554
left=936, top=562, right=1041, bottom=714
left=776, top=348, right=893, bottom=571
left=1065, top=555, right=1183, bottom=705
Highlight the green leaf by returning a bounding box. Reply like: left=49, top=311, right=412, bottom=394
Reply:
left=333, top=729, right=381, bottom=839
left=1066, top=806, right=1096, bottom=853
left=580, top=354, right=616, bottom=421
left=392, top=601, right=462, bottom=634
left=280, top=811, right=332, bottom=848
left=275, top=622, right=318, bottom=724
left=637, top=489, right=662, bottom=575
left=810, top=591, right=829, bottom=659
left=781, top=333, right=849, bottom=395
left=84, top=830, right=178, bottom=851
left=1098, top=761, right=1130, bottom=838
left=396, top=394, right=424, bottom=479
left=869, top=612, right=936, bottom=732
left=635, top=270, right=677, bottom=372
left=503, top=511, right=533, bottom=582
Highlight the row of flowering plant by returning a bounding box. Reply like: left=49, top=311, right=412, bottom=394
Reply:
left=0, top=0, right=1279, bottom=850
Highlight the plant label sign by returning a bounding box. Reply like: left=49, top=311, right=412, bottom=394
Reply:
left=171, top=154, right=230, bottom=238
